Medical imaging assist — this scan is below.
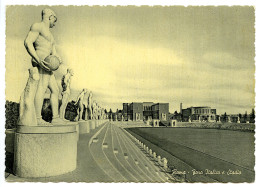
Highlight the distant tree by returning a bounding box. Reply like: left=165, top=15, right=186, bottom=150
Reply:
left=223, top=112, right=227, bottom=122
left=41, top=99, right=52, bottom=122
left=5, top=100, right=19, bottom=129
left=244, top=111, right=248, bottom=121
left=64, top=101, right=78, bottom=121
left=238, top=113, right=242, bottom=119
left=250, top=109, right=255, bottom=123
left=180, top=113, right=183, bottom=122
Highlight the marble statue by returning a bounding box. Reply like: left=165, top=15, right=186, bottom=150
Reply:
left=92, top=101, right=97, bottom=120
left=228, top=116, right=231, bottom=123
left=153, top=152, right=157, bottom=159
left=18, top=68, right=40, bottom=126
left=157, top=155, right=162, bottom=165
left=60, top=69, right=74, bottom=120
left=23, top=8, right=65, bottom=126
left=101, top=108, right=105, bottom=119
left=96, top=104, right=100, bottom=120
left=98, top=106, right=102, bottom=120
left=162, top=158, right=168, bottom=170
left=83, top=92, right=89, bottom=120
left=87, top=91, right=93, bottom=120
left=75, top=89, right=88, bottom=121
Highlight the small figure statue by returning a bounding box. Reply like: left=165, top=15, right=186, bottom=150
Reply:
left=87, top=91, right=93, bottom=120
left=162, top=157, right=168, bottom=170
left=74, top=89, right=88, bottom=121
left=83, top=92, right=89, bottom=120
left=92, top=101, right=97, bottom=120
left=101, top=108, right=105, bottom=119
left=97, top=104, right=101, bottom=120
left=60, top=69, right=74, bottom=120
left=237, top=116, right=240, bottom=123
left=157, top=155, right=162, bottom=165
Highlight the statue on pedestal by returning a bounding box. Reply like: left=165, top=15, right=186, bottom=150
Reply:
left=228, top=116, right=231, bottom=123
left=237, top=116, right=240, bottom=123
left=74, top=89, right=88, bottom=121
left=83, top=92, right=89, bottom=121
left=101, top=108, right=104, bottom=119
left=87, top=91, right=93, bottom=120
left=98, top=105, right=102, bottom=120
left=96, top=104, right=99, bottom=120
left=20, top=8, right=65, bottom=126
left=92, top=101, right=97, bottom=120
left=60, top=69, right=74, bottom=120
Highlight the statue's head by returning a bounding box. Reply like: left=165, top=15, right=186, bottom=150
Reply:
left=67, top=68, right=74, bottom=76
left=83, top=88, right=88, bottom=93
left=42, top=8, right=57, bottom=28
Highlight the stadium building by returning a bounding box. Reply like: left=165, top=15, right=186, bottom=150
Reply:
left=122, top=102, right=169, bottom=121
left=182, top=105, right=217, bottom=122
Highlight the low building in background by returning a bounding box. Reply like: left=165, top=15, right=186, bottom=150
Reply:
left=152, top=103, right=169, bottom=121
left=182, top=106, right=217, bottom=122
left=122, top=102, right=169, bottom=122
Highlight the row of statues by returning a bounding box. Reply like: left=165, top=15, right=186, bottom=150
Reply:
left=18, top=8, right=107, bottom=126
left=73, top=89, right=107, bottom=121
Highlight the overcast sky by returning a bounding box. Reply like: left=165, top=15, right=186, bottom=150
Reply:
left=5, top=6, right=255, bottom=114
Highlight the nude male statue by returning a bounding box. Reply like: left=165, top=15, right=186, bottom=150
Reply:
left=83, top=92, right=89, bottom=120
left=87, top=91, right=93, bottom=120
left=96, top=104, right=100, bottom=120
left=75, top=89, right=88, bottom=121
left=92, top=101, right=97, bottom=120
left=60, top=69, right=74, bottom=120
left=24, top=8, right=64, bottom=125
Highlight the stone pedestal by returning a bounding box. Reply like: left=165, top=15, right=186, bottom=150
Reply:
left=66, top=121, right=79, bottom=141
left=13, top=125, right=77, bottom=178
left=5, top=129, right=15, bottom=153
left=79, top=121, right=90, bottom=134
left=90, top=120, right=96, bottom=130
left=152, top=119, right=160, bottom=127
left=96, top=120, right=100, bottom=128
left=170, top=120, right=177, bottom=127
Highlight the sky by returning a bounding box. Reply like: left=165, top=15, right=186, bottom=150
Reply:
left=5, top=5, right=255, bottom=114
